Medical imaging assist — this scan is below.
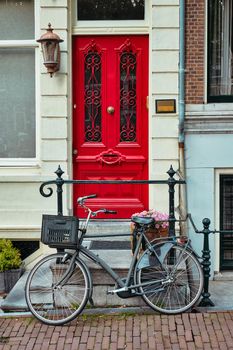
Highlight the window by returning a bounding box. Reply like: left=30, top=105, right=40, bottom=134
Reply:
left=208, top=0, right=233, bottom=102
left=220, top=175, right=233, bottom=269
left=77, top=0, right=144, bottom=21
left=0, top=1, right=36, bottom=159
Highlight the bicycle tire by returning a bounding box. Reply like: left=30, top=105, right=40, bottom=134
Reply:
left=136, top=244, right=204, bottom=314
left=25, top=253, right=90, bottom=325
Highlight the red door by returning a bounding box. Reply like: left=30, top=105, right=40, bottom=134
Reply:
left=73, top=35, right=148, bottom=218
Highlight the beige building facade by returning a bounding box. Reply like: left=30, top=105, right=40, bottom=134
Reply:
left=0, top=0, right=179, bottom=263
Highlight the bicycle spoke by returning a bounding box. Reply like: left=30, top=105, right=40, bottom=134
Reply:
left=25, top=253, right=89, bottom=325
left=137, top=245, right=203, bottom=314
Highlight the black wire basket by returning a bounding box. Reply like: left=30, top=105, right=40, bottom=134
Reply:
left=41, top=215, right=79, bottom=249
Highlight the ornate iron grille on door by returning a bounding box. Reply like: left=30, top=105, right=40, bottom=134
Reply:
left=84, top=41, right=102, bottom=142
left=120, top=40, right=137, bottom=142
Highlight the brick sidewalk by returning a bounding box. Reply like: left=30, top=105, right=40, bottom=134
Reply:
left=0, top=311, right=233, bottom=349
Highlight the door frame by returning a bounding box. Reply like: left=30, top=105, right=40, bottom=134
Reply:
left=72, top=34, right=149, bottom=218
left=215, top=168, right=233, bottom=272
left=70, top=0, right=152, bottom=217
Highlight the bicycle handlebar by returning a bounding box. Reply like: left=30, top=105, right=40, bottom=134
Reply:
left=77, top=194, right=97, bottom=203
left=77, top=195, right=117, bottom=216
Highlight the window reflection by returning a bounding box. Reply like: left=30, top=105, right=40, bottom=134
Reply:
left=78, top=0, right=144, bottom=21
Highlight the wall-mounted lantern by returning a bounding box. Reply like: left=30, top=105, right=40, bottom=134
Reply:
left=37, top=23, right=64, bottom=77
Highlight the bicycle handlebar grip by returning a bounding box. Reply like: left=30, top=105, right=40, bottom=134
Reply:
left=77, top=194, right=97, bottom=203
left=85, top=194, right=97, bottom=199
left=104, top=210, right=117, bottom=214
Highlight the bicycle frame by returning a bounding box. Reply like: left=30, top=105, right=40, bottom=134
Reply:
left=63, top=196, right=194, bottom=295
left=79, top=231, right=144, bottom=290
left=77, top=231, right=188, bottom=293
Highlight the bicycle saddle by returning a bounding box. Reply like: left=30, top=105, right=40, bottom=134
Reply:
left=131, top=216, right=154, bottom=226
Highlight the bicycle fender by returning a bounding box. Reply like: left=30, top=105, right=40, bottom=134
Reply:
left=136, top=241, right=175, bottom=270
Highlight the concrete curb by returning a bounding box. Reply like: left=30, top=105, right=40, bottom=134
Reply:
left=1, top=304, right=233, bottom=320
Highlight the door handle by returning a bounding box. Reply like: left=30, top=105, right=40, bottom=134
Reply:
left=73, top=149, right=78, bottom=155
left=107, top=106, right=115, bottom=115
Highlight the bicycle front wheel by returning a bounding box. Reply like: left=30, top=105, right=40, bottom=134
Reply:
left=137, top=244, right=203, bottom=314
left=25, top=253, right=90, bottom=325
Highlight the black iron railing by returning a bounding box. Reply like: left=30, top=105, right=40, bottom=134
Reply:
left=39, top=165, right=185, bottom=237
left=40, top=165, right=222, bottom=308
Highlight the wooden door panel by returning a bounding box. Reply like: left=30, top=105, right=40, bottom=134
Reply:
left=73, top=35, right=148, bottom=218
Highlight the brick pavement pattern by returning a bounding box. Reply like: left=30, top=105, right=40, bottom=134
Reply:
left=0, top=311, right=233, bottom=349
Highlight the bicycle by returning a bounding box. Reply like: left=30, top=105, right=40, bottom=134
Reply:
left=25, top=194, right=204, bottom=325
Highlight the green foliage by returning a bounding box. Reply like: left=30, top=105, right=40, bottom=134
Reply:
left=0, top=239, right=22, bottom=272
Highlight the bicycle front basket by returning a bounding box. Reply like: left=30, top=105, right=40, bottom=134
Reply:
left=41, top=215, right=79, bottom=249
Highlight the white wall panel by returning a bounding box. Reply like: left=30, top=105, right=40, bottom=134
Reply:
left=40, top=8, right=67, bottom=29
left=151, top=116, right=178, bottom=138
left=152, top=6, right=179, bottom=28
left=42, top=140, right=67, bottom=161
left=152, top=72, right=178, bottom=94
left=152, top=0, right=179, bottom=4
left=41, top=0, right=67, bottom=6
left=151, top=138, right=179, bottom=160
left=152, top=51, right=179, bottom=72
left=42, top=118, right=67, bottom=139
left=41, top=96, right=68, bottom=117
left=152, top=29, right=179, bottom=50
left=41, top=74, right=67, bottom=95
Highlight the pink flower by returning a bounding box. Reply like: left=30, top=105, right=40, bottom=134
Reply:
left=131, top=209, right=169, bottom=229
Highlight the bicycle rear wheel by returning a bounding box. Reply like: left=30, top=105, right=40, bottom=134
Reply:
left=25, top=253, right=90, bottom=325
left=136, top=244, right=203, bottom=314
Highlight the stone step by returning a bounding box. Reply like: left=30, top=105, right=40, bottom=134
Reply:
left=81, top=220, right=132, bottom=240
left=213, top=271, right=233, bottom=281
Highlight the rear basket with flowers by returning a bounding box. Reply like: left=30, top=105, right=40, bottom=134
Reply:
left=130, top=209, right=169, bottom=252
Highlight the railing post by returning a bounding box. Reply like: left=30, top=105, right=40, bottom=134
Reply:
left=198, top=218, right=215, bottom=307
left=167, top=165, right=176, bottom=237
left=55, top=165, right=64, bottom=216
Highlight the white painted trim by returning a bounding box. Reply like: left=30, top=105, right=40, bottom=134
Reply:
left=0, top=175, right=57, bottom=182
left=148, top=2, right=153, bottom=208
left=0, top=160, right=40, bottom=167
left=0, top=225, right=40, bottom=230
left=68, top=0, right=74, bottom=215
left=0, top=227, right=40, bottom=241
left=35, top=0, right=41, bottom=169
left=72, top=26, right=150, bottom=35
left=186, top=103, right=233, bottom=112
left=0, top=40, right=38, bottom=48
left=215, top=169, right=220, bottom=273
left=215, top=168, right=233, bottom=273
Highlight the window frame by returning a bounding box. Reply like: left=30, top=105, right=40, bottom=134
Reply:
left=72, top=0, right=149, bottom=35
left=207, top=0, right=233, bottom=103
left=220, top=174, right=233, bottom=269
left=0, top=1, right=40, bottom=166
